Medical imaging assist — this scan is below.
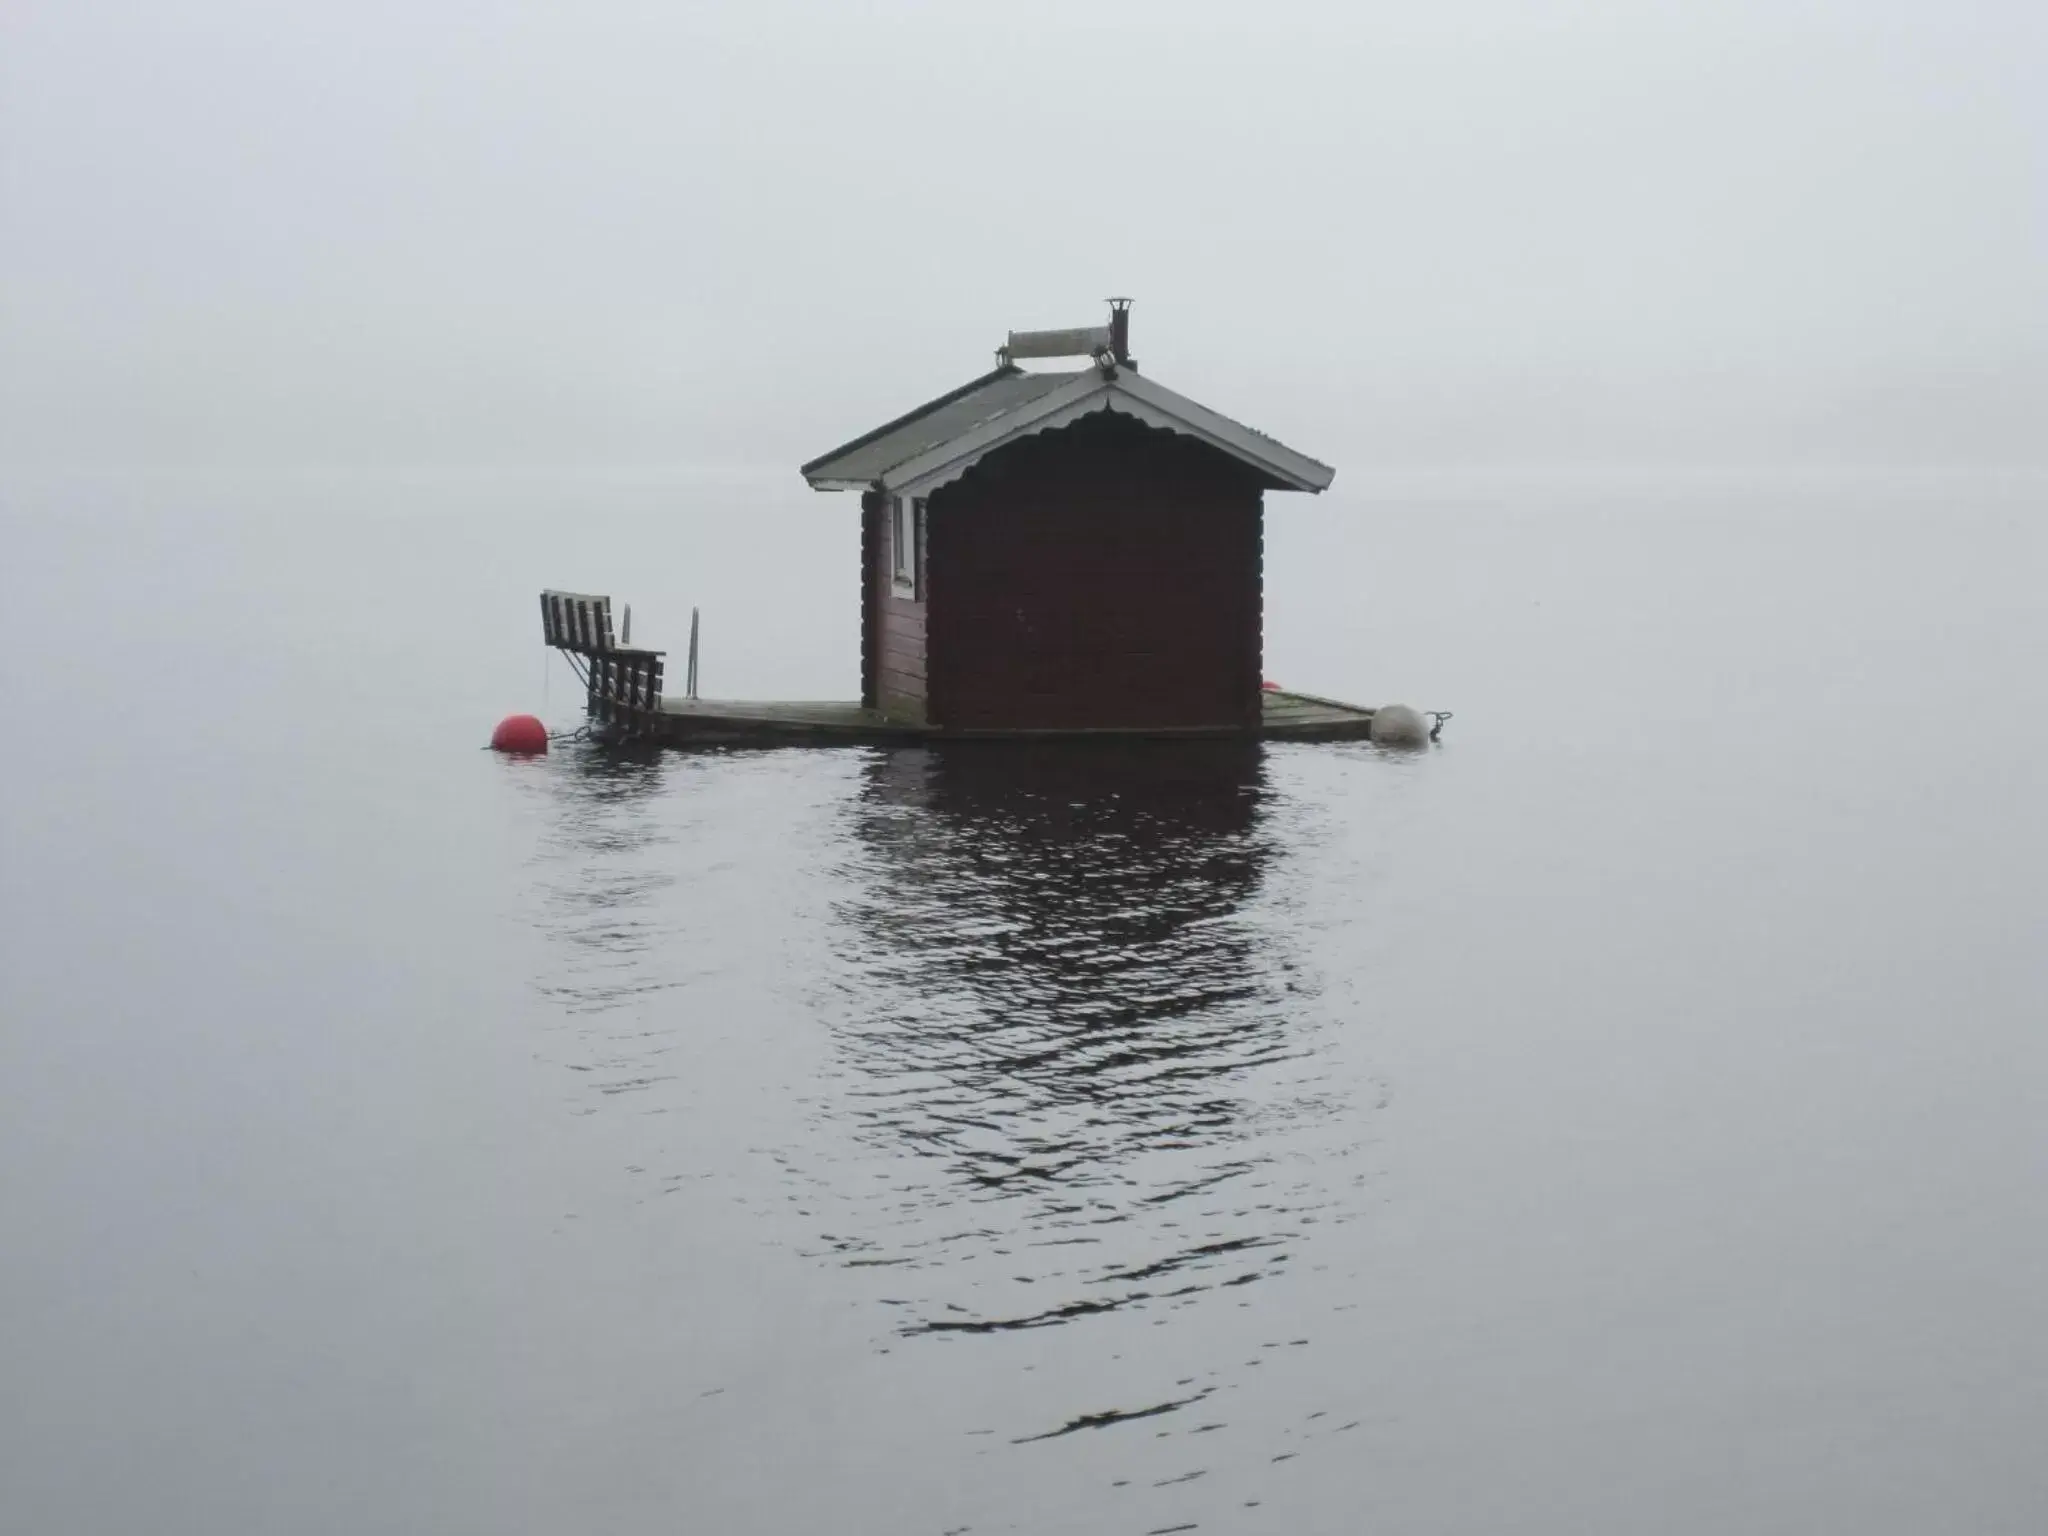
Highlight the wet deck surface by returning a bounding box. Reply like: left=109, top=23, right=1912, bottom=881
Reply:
left=1256, top=689, right=1382, bottom=736
left=654, top=697, right=919, bottom=743
left=658, top=698, right=886, bottom=729
left=647, top=690, right=1378, bottom=743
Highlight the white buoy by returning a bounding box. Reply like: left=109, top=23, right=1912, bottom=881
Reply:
left=1370, top=703, right=1431, bottom=748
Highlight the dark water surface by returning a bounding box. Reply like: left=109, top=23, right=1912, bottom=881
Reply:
left=4, top=468, right=2046, bottom=1534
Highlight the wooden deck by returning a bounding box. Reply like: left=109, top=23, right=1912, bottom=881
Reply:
left=651, top=698, right=921, bottom=745
left=627, top=690, right=1380, bottom=746
left=545, top=591, right=1393, bottom=750
left=1255, top=689, right=1384, bottom=740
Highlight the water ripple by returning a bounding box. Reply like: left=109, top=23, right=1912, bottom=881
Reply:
left=522, top=739, right=1386, bottom=1519
left=782, top=742, right=1381, bottom=1489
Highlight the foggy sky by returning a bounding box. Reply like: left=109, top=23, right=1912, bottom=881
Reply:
left=2, top=0, right=2042, bottom=470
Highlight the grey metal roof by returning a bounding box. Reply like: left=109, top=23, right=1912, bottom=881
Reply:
left=801, top=364, right=1335, bottom=496
left=800, top=367, right=1081, bottom=488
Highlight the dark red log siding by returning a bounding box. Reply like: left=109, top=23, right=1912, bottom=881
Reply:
left=927, top=413, right=1264, bottom=732
left=859, top=491, right=882, bottom=710
left=870, top=491, right=928, bottom=722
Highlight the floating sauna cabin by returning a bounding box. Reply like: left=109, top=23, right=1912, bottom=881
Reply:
left=543, top=302, right=1391, bottom=745
left=806, top=301, right=1335, bottom=733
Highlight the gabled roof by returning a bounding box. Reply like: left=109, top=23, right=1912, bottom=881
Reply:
left=801, top=364, right=1335, bottom=496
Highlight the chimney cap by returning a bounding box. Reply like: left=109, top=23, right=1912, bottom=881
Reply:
left=1106, top=297, right=1134, bottom=368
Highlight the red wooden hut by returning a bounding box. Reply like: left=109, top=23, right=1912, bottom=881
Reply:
left=800, top=302, right=1335, bottom=735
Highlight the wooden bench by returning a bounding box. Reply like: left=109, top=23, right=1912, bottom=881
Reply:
left=540, top=589, right=617, bottom=654
left=540, top=590, right=666, bottom=721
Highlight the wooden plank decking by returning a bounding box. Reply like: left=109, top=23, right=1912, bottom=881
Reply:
left=1255, top=689, right=1384, bottom=739
left=631, top=690, right=1379, bottom=746
left=653, top=698, right=920, bottom=745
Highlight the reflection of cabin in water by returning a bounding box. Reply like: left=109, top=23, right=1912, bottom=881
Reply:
left=543, top=302, right=1387, bottom=745
left=818, top=742, right=1331, bottom=1333
left=837, top=742, right=1279, bottom=1156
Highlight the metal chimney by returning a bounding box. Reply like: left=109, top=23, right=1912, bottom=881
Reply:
left=1107, top=297, right=1133, bottom=368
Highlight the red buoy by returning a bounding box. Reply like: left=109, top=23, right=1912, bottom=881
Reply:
left=490, top=714, right=549, bottom=754
left=1261, top=679, right=1284, bottom=692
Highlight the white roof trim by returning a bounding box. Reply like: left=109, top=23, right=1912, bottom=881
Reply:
left=1112, top=371, right=1335, bottom=492
left=879, top=368, right=1333, bottom=498
left=878, top=371, right=1105, bottom=495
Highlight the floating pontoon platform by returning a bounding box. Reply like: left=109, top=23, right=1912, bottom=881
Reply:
left=540, top=591, right=1385, bottom=748
left=644, top=690, right=1380, bottom=746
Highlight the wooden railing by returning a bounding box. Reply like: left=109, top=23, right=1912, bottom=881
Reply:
left=589, top=650, right=666, bottom=719
left=540, top=589, right=666, bottom=728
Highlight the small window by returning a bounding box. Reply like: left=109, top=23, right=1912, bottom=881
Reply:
left=892, top=495, right=925, bottom=599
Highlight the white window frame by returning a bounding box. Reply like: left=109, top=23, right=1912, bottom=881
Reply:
left=891, top=495, right=924, bottom=600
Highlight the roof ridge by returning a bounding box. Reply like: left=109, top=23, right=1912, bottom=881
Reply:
left=802, top=364, right=1332, bottom=495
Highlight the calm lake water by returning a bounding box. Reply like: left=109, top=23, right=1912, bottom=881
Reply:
left=3, top=467, right=2045, bottom=1534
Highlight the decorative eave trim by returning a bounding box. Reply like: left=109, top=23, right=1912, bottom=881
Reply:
left=810, top=367, right=1336, bottom=500
left=799, top=364, right=1021, bottom=482
left=879, top=370, right=1334, bottom=500
left=1112, top=371, right=1335, bottom=492
left=883, top=373, right=1114, bottom=498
